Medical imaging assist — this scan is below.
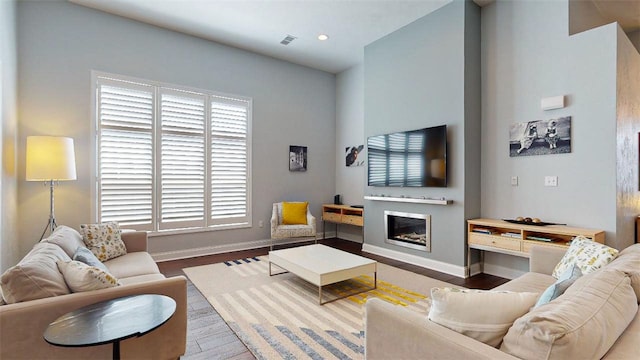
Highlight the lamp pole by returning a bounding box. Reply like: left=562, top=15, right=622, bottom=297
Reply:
left=40, top=180, right=59, bottom=240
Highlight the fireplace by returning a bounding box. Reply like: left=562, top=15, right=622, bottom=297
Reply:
left=384, top=211, right=431, bottom=252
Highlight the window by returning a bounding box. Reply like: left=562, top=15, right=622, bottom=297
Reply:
left=94, top=73, right=251, bottom=232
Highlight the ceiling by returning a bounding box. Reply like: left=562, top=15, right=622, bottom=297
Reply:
left=70, top=0, right=640, bottom=74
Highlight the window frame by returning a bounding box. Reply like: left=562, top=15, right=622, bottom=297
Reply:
left=91, top=71, right=252, bottom=235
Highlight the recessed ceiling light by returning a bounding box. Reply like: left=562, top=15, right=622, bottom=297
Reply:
left=318, top=34, right=329, bottom=41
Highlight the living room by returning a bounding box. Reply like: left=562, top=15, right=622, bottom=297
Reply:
left=1, top=0, right=640, bottom=359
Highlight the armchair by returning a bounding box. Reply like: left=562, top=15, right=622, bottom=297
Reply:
left=270, top=202, right=317, bottom=250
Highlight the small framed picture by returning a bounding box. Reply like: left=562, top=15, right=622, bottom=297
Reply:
left=289, top=145, right=307, bottom=172
left=345, top=145, right=365, bottom=167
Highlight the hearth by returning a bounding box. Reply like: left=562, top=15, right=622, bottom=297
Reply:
left=384, top=210, right=431, bottom=252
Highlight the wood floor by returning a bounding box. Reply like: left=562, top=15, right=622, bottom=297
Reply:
left=158, top=238, right=508, bottom=359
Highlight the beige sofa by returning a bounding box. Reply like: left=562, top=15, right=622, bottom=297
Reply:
left=0, top=226, right=187, bottom=360
left=365, top=244, right=640, bottom=360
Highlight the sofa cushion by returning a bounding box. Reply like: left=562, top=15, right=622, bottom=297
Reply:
left=103, top=251, right=160, bottom=279
left=0, top=243, right=71, bottom=303
left=428, top=288, right=539, bottom=347
left=118, top=273, right=166, bottom=285
left=80, top=222, right=127, bottom=261
left=607, top=243, right=640, bottom=302
left=73, top=246, right=109, bottom=273
left=603, top=308, right=640, bottom=359
left=534, top=265, right=582, bottom=308
left=57, top=260, right=120, bottom=292
left=493, top=272, right=556, bottom=293
left=552, top=236, right=618, bottom=278
left=41, top=225, right=85, bottom=258
left=500, top=269, right=638, bottom=360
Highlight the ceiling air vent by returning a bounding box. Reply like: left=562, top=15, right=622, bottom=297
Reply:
left=280, top=35, right=297, bottom=45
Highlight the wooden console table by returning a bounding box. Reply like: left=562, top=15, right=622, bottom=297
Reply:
left=322, top=204, right=364, bottom=240
left=467, top=218, right=605, bottom=275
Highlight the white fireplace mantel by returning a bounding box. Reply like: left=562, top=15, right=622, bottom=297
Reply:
left=364, top=195, right=453, bottom=205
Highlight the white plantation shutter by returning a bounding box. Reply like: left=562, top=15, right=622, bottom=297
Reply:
left=97, top=80, right=154, bottom=230
left=159, top=90, right=206, bottom=229
left=95, top=73, right=251, bottom=232
left=210, top=97, right=250, bottom=226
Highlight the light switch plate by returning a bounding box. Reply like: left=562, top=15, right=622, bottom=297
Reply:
left=511, top=176, right=518, bottom=186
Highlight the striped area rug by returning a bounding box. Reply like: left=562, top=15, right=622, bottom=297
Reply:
left=184, top=256, right=457, bottom=360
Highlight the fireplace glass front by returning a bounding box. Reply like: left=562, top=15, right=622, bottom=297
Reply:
left=384, top=211, right=431, bottom=252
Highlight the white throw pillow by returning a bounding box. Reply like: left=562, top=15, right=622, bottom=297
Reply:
left=80, top=222, right=127, bottom=262
left=428, top=288, right=539, bottom=347
left=57, top=260, right=120, bottom=292
left=552, top=236, right=618, bottom=279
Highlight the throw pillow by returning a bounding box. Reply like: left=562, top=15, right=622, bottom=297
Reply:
left=0, top=243, right=71, bottom=303
left=428, top=288, right=539, bottom=347
left=500, top=269, right=637, bottom=360
left=57, top=260, right=120, bottom=292
left=535, top=264, right=582, bottom=307
left=80, top=222, right=127, bottom=262
left=40, top=225, right=85, bottom=258
left=282, top=202, right=308, bottom=225
left=552, top=236, right=618, bottom=279
left=73, top=246, right=109, bottom=273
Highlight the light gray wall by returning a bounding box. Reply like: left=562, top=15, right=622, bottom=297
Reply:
left=480, top=0, right=618, bottom=275
left=0, top=0, right=19, bottom=272
left=335, top=64, right=365, bottom=242
left=616, top=26, right=640, bottom=249
left=336, top=64, right=365, bottom=206
left=363, top=0, right=480, bottom=267
left=16, top=0, right=336, bottom=259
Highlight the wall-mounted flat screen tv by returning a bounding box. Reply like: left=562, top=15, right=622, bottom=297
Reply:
left=367, top=125, right=447, bottom=187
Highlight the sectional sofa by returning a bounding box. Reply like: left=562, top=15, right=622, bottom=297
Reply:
left=0, top=226, right=187, bottom=360
left=365, top=243, right=640, bottom=359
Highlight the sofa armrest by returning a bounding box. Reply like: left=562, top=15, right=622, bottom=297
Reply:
left=121, top=231, right=148, bottom=252
left=365, top=298, right=516, bottom=360
left=529, top=245, right=566, bottom=275
left=0, top=276, right=187, bottom=360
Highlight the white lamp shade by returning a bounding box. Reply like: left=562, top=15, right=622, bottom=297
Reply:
left=26, top=136, right=77, bottom=181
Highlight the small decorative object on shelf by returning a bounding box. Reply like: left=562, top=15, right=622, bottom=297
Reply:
left=502, top=217, right=565, bottom=226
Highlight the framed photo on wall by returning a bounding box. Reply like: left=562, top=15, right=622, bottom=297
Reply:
left=345, top=145, right=364, bottom=167
left=289, top=145, right=307, bottom=171
left=509, top=116, right=572, bottom=157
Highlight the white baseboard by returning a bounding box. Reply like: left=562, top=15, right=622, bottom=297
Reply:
left=152, top=239, right=272, bottom=262
left=468, top=262, right=482, bottom=277
left=362, top=243, right=467, bottom=278
left=482, top=263, right=526, bottom=280
left=153, top=234, right=326, bottom=263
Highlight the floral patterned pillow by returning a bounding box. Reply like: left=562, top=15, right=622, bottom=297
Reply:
left=57, top=260, right=120, bottom=292
left=552, top=236, right=619, bottom=279
left=80, top=222, right=127, bottom=261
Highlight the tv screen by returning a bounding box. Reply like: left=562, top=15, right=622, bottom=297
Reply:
left=367, top=125, right=447, bottom=187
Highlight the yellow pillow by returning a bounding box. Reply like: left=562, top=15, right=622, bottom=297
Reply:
left=282, top=202, right=308, bottom=225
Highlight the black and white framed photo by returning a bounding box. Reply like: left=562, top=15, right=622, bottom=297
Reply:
left=345, top=145, right=364, bottom=167
left=289, top=145, right=307, bottom=171
left=509, top=116, right=572, bottom=157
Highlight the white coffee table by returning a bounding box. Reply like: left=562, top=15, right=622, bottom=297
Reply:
left=269, top=244, right=377, bottom=305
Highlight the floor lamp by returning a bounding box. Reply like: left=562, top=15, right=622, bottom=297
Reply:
left=26, top=136, right=77, bottom=240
